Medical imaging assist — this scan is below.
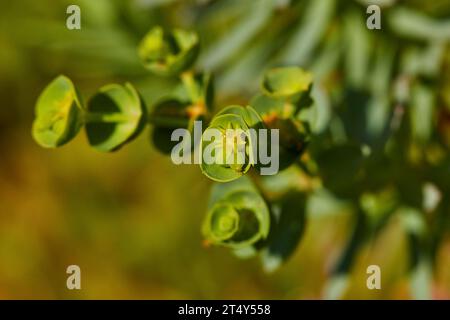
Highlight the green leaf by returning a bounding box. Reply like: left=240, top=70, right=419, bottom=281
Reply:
left=332, top=209, right=367, bottom=275
left=410, top=84, right=435, bottom=144
left=344, top=10, right=372, bottom=89
left=280, top=0, right=336, bottom=66
left=261, top=67, right=313, bottom=98
left=410, top=258, right=432, bottom=300
left=388, top=8, right=450, bottom=41
left=138, top=26, right=200, bottom=76
left=203, top=177, right=270, bottom=249
left=401, top=42, right=446, bottom=78
left=366, top=41, right=395, bottom=138
left=260, top=166, right=304, bottom=198
left=32, top=75, right=84, bottom=148
left=399, top=208, right=432, bottom=299
left=316, top=144, right=365, bottom=198
left=200, top=0, right=275, bottom=70
left=85, top=83, right=147, bottom=152
left=323, top=275, right=350, bottom=300
left=261, top=191, right=307, bottom=272
left=297, top=85, right=332, bottom=134
left=218, top=39, right=273, bottom=94
left=340, top=89, right=373, bottom=145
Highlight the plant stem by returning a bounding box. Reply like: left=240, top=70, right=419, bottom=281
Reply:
left=84, top=112, right=132, bottom=123
left=295, top=158, right=315, bottom=177
left=248, top=169, right=271, bottom=205
left=180, top=70, right=201, bottom=103
left=147, top=115, right=189, bottom=128
left=332, top=207, right=367, bottom=275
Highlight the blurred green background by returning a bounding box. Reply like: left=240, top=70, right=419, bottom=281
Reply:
left=0, top=0, right=449, bottom=299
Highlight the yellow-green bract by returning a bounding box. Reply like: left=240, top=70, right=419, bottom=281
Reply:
left=261, top=67, right=313, bottom=98
left=138, top=26, right=200, bottom=76
left=203, top=177, right=270, bottom=249
left=32, top=75, right=84, bottom=148
left=200, top=105, right=265, bottom=182
left=85, top=83, right=147, bottom=152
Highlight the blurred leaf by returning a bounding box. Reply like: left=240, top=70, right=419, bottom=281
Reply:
left=310, top=27, right=342, bottom=81
left=307, top=188, right=351, bottom=218
left=298, top=85, right=332, bottom=134
left=399, top=207, right=432, bottom=299
left=136, top=0, right=177, bottom=8
left=218, top=40, right=273, bottom=94
left=332, top=209, right=367, bottom=275
left=400, top=208, right=426, bottom=236
left=261, top=67, right=313, bottom=98
left=323, top=275, right=350, bottom=300
left=260, top=165, right=304, bottom=197
left=410, top=84, right=435, bottom=144
left=340, top=89, right=373, bottom=145
left=410, top=258, right=432, bottom=300
left=344, top=10, right=372, bottom=89
left=138, top=26, right=200, bottom=76
left=316, top=144, right=365, bottom=198
left=402, top=42, right=446, bottom=78
left=360, top=187, right=398, bottom=230
left=366, top=40, right=395, bottom=139
left=388, top=8, right=450, bottom=41
left=356, top=0, right=396, bottom=7
left=200, top=0, right=275, bottom=70
left=280, top=0, right=336, bottom=66
left=261, top=191, right=307, bottom=272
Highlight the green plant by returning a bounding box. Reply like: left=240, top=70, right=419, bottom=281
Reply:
left=32, top=25, right=314, bottom=272
left=31, top=9, right=450, bottom=301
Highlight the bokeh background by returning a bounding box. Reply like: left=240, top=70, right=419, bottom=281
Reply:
left=0, top=0, right=449, bottom=299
